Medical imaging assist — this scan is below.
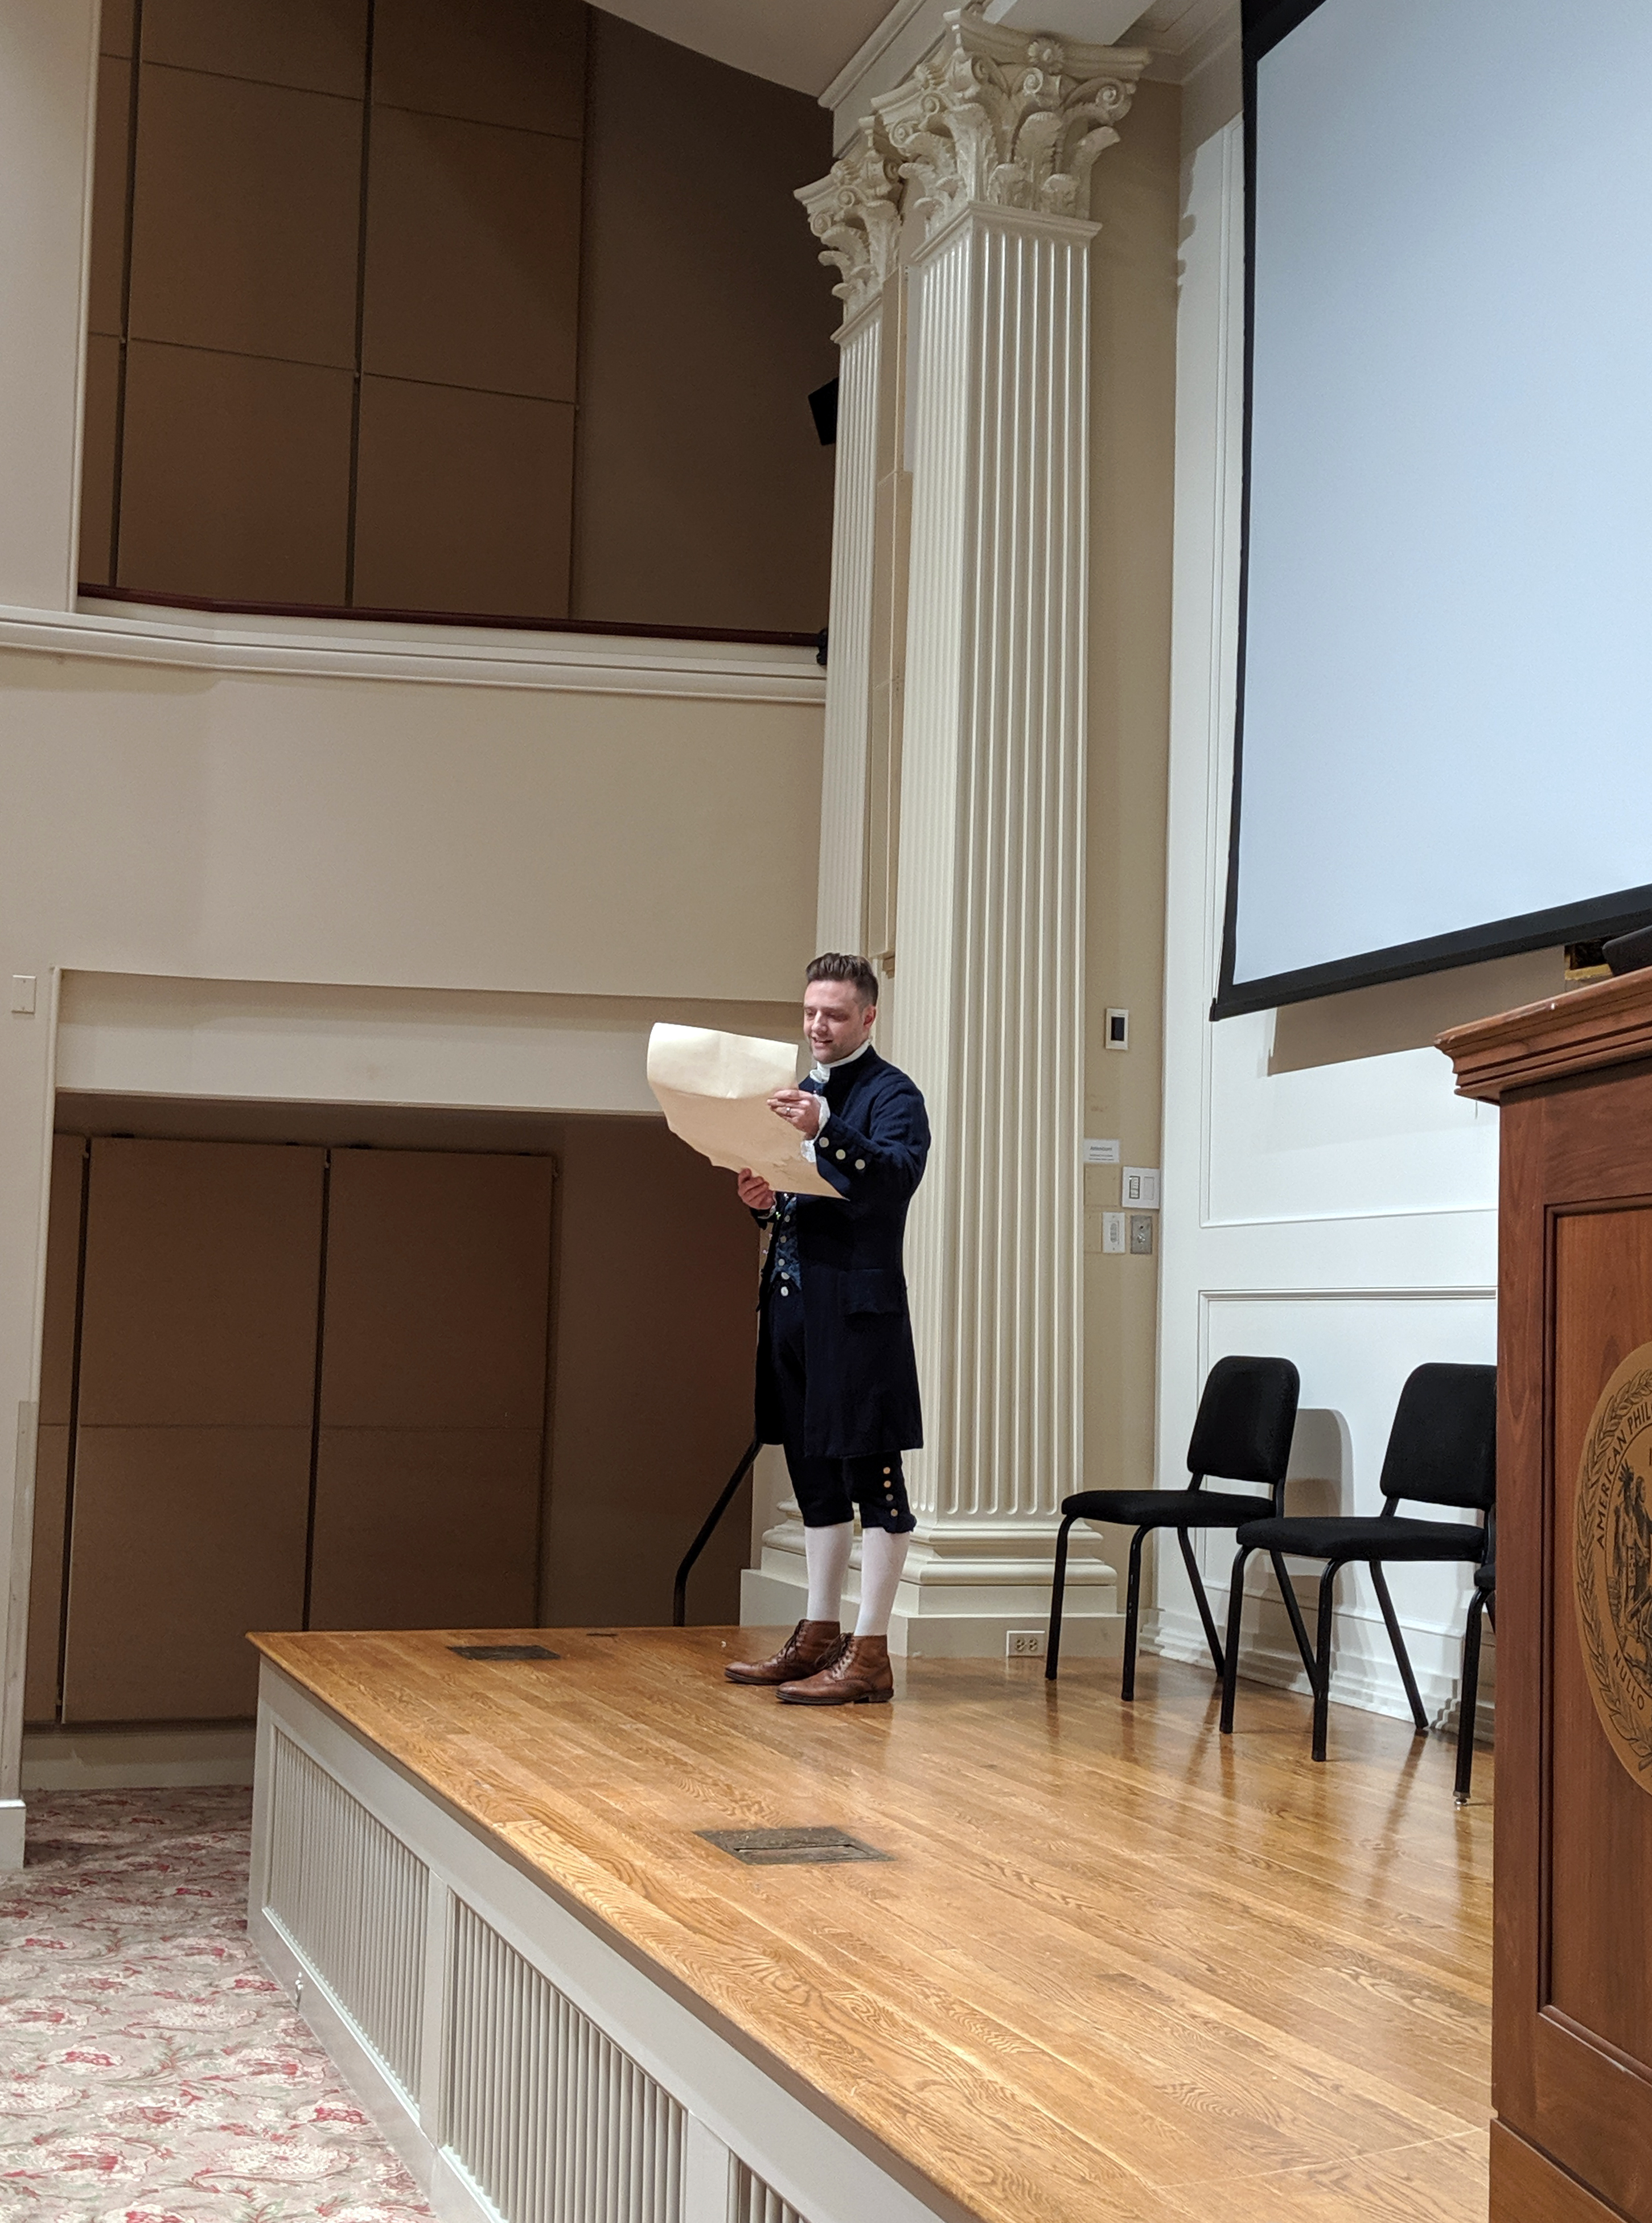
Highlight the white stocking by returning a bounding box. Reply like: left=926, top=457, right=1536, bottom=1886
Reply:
left=854, top=1527, right=910, bottom=1638
left=804, top=1522, right=853, bottom=1624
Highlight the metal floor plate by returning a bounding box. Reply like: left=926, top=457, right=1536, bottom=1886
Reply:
left=449, top=1644, right=560, bottom=1662
left=698, top=1826, right=890, bottom=1866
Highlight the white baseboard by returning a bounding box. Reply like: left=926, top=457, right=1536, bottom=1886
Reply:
left=1146, top=1595, right=1495, bottom=1741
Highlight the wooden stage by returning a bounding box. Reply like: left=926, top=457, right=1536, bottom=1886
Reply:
left=248, top=1626, right=1492, bottom=2223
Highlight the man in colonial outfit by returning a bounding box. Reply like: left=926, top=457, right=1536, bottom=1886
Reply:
left=725, top=954, right=929, bottom=1705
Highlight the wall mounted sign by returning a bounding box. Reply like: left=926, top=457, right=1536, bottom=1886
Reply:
left=1575, top=1343, right=1652, bottom=1794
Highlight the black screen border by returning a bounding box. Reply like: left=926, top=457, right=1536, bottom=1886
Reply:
left=1212, top=0, right=1652, bottom=1018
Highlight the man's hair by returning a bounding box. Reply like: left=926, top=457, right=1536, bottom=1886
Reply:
left=806, top=952, right=879, bottom=1008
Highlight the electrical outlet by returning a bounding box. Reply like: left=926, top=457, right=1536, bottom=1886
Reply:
left=1129, top=1213, right=1154, bottom=1256
left=1006, top=1629, right=1045, bottom=1658
left=1102, top=1211, right=1125, bottom=1253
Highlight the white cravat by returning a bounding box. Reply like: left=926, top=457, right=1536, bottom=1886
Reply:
left=802, top=1035, right=872, bottom=1160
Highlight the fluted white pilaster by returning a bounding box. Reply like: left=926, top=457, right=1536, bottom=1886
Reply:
left=813, top=301, right=883, bottom=952
left=894, top=202, right=1092, bottom=1527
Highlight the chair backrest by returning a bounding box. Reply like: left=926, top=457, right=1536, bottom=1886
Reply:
left=1378, top=1362, right=1497, bottom=1511
left=1186, top=1355, right=1300, bottom=1488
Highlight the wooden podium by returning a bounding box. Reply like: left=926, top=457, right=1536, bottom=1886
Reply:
left=1443, top=974, right=1652, bottom=2223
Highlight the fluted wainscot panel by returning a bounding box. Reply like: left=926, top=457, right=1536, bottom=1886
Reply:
left=729, top=2161, right=808, bottom=2223
left=443, top=1895, right=685, bottom=2223
left=265, top=1728, right=427, bottom=2094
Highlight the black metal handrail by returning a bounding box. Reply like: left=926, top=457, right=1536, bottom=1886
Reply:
left=672, top=1436, right=762, bottom=1627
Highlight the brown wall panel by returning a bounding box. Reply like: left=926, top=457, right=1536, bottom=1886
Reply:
left=142, top=0, right=369, bottom=98
left=40, top=1133, right=87, bottom=1427
left=27, top=1137, right=88, bottom=1727
left=361, top=106, right=581, bottom=400
left=79, top=333, right=121, bottom=589
left=572, top=15, right=836, bottom=634
left=372, top=0, right=585, bottom=135
left=118, top=342, right=354, bottom=602
left=77, top=1139, right=323, bottom=1428
left=352, top=378, right=573, bottom=617
left=320, top=1150, right=552, bottom=1429
left=61, top=1426, right=310, bottom=1719
left=128, top=65, right=361, bottom=366
left=102, top=0, right=135, bottom=59
left=89, top=53, right=131, bottom=338
left=24, top=1427, right=71, bottom=1725
left=543, top=1119, right=759, bottom=1626
left=308, top=1427, right=540, bottom=1629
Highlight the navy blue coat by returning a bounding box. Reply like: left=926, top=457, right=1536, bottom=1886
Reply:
left=755, top=1045, right=930, bottom=1460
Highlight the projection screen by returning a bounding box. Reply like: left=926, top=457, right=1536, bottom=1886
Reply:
left=1218, top=0, right=1652, bottom=1016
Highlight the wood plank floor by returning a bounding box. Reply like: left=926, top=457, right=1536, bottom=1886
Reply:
left=252, top=1627, right=1492, bottom=2223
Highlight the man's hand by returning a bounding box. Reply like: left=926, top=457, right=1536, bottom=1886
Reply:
left=769, top=1087, right=826, bottom=1137
left=737, top=1168, right=776, bottom=1211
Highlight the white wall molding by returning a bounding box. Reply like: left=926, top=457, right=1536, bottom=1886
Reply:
left=0, top=600, right=826, bottom=706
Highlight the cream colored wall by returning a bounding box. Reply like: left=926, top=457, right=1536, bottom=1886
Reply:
left=0, top=636, right=820, bottom=1826
left=1082, top=80, right=1181, bottom=1511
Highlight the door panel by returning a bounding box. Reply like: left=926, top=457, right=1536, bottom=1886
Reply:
left=319, top=1150, right=553, bottom=1429
left=307, top=1427, right=540, bottom=1630
left=63, top=1425, right=311, bottom=1719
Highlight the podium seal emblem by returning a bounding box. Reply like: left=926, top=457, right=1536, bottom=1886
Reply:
left=1575, top=1343, right=1652, bottom=1793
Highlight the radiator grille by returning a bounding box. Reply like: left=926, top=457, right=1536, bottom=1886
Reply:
left=729, top=2164, right=808, bottom=2223
left=265, top=1729, right=428, bottom=2094
left=445, top=1897, right=684, bottom=2223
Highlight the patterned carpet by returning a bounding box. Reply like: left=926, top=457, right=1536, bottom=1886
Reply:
left=0, top=1788, right=433, bottom=2221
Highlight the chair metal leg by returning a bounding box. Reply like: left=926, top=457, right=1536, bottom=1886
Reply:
left=1219, top=1547, right=1252, bottom=1733
left=1045, top=1513, right=1076, bottom=1681
left=1176, top=1528, right=1224, bottom=1680
left=1454, top=1585, right=1489, bottom=1804
left=1121, top=1528, right=1148, bottom=1700
left=1371, top=1563, right=1428, bottom=1733
left=1312, top=1563, right=1341, bottom=1761
left=1268, top=1551, right=1318, bottom=1682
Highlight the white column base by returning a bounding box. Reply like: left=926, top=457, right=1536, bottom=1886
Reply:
left=740, top=1517, right=1120, bottom=1659
left=0, top=1797, right=25, bottom=1870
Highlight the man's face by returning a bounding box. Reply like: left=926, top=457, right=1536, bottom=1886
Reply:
left=804, top=979, right=876, bottom=1065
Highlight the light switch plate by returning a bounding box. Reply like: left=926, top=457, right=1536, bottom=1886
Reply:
left=1102, top=1211, right=1125, bottom=1254
left=10, top=975, right=36, bottom=1016
left=1122, top=1165, right=1161, bottom=1209
left=1128, top=1213, right=1154, bottom=1255
left=1083, top=1138, right=1120, bottom=1165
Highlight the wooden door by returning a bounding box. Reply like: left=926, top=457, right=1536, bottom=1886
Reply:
left=61, top=1139, right=323, bottom=1720
left=307, top=1148, right=553, bottom=1630
left=1494, top=1065, right=1652, bottom=2221
left=23, top=1133, right=88, bottom=1723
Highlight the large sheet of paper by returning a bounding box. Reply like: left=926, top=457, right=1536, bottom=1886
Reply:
left=647, top=1023, right=839, bottom=1198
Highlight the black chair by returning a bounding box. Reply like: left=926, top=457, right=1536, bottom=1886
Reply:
left=1219, top=1362, right=1497, bottom=1762
left=1454, top=1534, right=1495, bottom=1803
left=1045, top=1355, right=1306, bottom=1696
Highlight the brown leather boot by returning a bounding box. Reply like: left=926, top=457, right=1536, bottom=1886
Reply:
left=778, top=1634, right=894, bottom=1706
left=725, top=1620, right=842, bottom=1686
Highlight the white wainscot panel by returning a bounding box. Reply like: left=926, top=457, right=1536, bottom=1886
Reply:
left=1175, top=1291, right=1497, bottom=1725
left=1205, top=1018, right=1498, bottom=1227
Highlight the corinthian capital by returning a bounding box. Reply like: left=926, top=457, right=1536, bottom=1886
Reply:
left=873, top=6, right=1149, bottom=237
left=796, top=125, right=903, bottom=323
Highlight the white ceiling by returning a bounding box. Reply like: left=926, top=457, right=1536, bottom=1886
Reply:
left=585, top=0, right=1239, bottom=116
left=586, top=0, right=899, bottom=97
